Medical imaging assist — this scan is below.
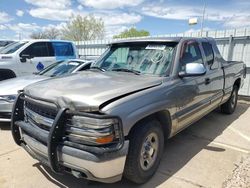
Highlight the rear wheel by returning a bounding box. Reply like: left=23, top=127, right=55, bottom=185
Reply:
left=221, top=86, right=238, bottom=114
left=124, top=120, right=164, bottom=184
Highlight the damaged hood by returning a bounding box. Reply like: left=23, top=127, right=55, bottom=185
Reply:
left=24, top=71, right=162, bottom=110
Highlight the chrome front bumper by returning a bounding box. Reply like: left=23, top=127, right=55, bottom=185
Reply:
left=0, top=100, right=13, bottom=122
left=21, top=132, right=129, bottom=183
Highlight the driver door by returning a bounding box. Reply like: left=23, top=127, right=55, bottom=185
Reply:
left=18, top=42, right=55, bottom=75
left=176, top=40, right=210, bottom=129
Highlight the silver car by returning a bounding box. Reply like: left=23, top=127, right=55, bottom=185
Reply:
left=0, top=59, right=91, bottom=122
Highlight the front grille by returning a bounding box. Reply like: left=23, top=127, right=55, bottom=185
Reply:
left=25, top=101, right=57, bottom=119
left=0, top=112, right=11, bottom=119
left=24, top=99, right=58, bottom=131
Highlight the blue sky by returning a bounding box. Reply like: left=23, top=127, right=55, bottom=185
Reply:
left=0, top=0, right=250, bottom=39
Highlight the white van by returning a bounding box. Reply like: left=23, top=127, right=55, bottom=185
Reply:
left=0, top=40, right=78, bottom=81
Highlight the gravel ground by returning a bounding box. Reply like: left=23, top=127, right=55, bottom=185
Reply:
left=223, top=155, right=250, bottom=188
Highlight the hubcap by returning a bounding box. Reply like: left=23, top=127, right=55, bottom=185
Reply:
left=140, top=132, right=159, bottom=171
left=231, top=90, right=237, bottom=109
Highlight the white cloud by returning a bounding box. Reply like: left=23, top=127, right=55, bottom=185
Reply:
left=3, top=23, right=42, bottom=39
left=140, top=3, right=250, bottom=28
left=185, top=27, right=211, bottom=33
left=77, top=5, right=83, bottom=10
left=140, top=4, right=242, bottom=21
left=29, top=8, right=75, bottom=21
left=78, top=0, right=144, bottom=9
left=97, top=12, right=142, bottom=26
left=0, top=12, right=13, bottom=23
left=6, top=23, right=41, bottom=32
left=224, top=15, right=250, bottom=28
left=0, top=25, right=7, bottom=30
left=29, top=7, right=142, bottom=26
left=16, top=10, right=24, bottom=17
left=105, top=25, right=130, bottom=38
left=141, top=6, right=201, bottom=20
left=24, top=0, right=71, bottom=9
left=42, top=22, right=67, bottom=31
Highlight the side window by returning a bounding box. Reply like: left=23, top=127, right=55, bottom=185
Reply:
left=202, top=42, right=214, bottom=67
left=47, top=42, right=55, bottom=56
left=20, top=42, right=49, bottom=57
left=180, top=41, right=203, bottom=68
left=52, top=42, right=74, bottom=57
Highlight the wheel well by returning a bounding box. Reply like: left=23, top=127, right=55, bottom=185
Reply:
left=0, top=69, right=16, bottom=81
left=234, top=78, right=241, bottom=89
left=127, top=110, right=172, bottom=141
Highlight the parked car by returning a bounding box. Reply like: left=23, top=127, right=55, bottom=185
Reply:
left=0, top=59, right=91, bottom=122
left=0, top=40, right=78, bottom=81
left=11, top=37, right=246, bottom=184
left=0, top=40, right=14, bottom=50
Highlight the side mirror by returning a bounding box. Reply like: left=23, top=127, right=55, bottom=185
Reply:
left=179, top=63, right=206, bottom=77
left=20, top=54, right=32, bottom=63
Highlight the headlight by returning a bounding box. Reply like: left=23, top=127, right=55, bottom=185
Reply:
left=65, top=115, right=122, bottom=146
left=0, top=95, right=17, bottom=102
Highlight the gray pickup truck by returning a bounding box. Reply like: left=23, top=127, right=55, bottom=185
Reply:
left=11, top=37, right=246, bottom=184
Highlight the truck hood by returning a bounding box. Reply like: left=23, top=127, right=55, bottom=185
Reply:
left=24, top=71, right=163, bottom=111
left=0, top=75, right=48, bottom=95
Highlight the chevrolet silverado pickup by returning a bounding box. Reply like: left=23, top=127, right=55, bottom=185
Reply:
left=11, top=37, right=246, bottom=184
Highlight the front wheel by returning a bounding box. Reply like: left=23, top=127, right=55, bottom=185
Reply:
left=221, top=86, right=238, bottom=114
left=124, top=120, right=164, bottom=184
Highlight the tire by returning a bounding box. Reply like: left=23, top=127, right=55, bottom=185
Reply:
left=124, top=120, right=164, bottom=184
left=0, top=69, right=16, bottom=81
left=221, top=85, right=238, bottom=114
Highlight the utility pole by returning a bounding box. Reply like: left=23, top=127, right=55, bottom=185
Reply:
left=18, top=33, right=22, bottom=41
left=201, top=0, right=206, bottom=36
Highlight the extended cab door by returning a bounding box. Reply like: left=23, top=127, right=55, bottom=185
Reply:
left=52, top=42, right=77, bottom=61
left=176, top=40, right=211, bottom=129
left=201, top=41, right=224, bottom=108
left=18, top=42, right=55, bottom=75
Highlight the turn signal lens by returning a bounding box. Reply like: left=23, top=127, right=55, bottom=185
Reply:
left=95, top=135, right=114, bottom=144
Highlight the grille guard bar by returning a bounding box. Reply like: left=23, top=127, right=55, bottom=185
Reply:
left=11, top=93, right=125, bottom=174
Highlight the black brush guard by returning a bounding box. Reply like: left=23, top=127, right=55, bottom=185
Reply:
left=11, top=93, right=124, bottom=174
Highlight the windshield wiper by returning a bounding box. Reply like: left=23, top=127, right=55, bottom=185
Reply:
left=112, top=68, right=141, bottom=75
left=90, top=66, right=106, bottom=72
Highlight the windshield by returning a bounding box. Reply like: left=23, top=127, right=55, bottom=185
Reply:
left=0, top=41, right=13, bottom=47
left=39, top=60, right=82, bottom=77
left=93, top=42, right=176, bottom=76
left=0, top=41, right=27, bottom=54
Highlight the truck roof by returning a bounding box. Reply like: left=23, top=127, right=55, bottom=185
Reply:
left=110, top=37, right=214, bottom=45
left=19, top=39, right=74, bottom=43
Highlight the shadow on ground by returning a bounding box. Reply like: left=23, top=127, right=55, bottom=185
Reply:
left=0, top=122, right=11, bottom=131
left=1, top=102, right=249, bottom=188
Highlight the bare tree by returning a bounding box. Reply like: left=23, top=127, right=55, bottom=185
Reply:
left=44, top=27, right=61, bottom=39
left=30, top=27, right=60, bottom=39
left=30, top=31, right=47, bottom=39
left=61, top=15, right=105, bottom=41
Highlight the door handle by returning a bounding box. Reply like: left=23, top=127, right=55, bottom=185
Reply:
left=205, top=78, right=211, bottom=85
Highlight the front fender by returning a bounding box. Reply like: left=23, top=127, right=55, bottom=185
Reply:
left=101, top=83, right=178, bottom=136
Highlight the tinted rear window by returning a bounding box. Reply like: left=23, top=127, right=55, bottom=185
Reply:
left=20, top=42, right=50, bottom=57
left=52, top=42, right=74, bottom=57
left=202, top=42, right=214, bottom=66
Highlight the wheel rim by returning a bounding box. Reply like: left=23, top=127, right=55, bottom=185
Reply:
left=140, top=132, right=159, bottom=171
left=231, top=90, right=237, bottom=109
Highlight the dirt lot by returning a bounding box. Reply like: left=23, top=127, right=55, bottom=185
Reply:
left=0, top=102, right=250, bottom=188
